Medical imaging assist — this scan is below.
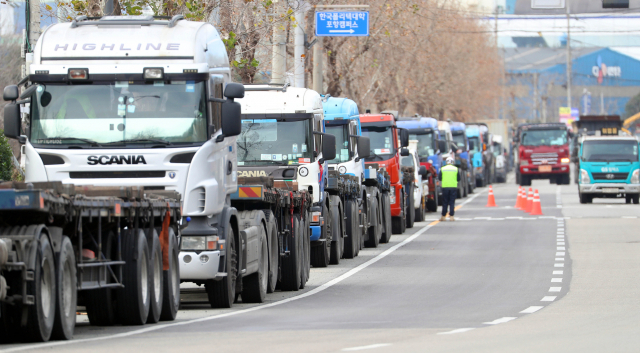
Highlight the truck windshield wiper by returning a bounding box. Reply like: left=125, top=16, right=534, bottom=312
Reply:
left=104, top=138, right=172, bottom=145
left=43, top=137, right=102, bottom=147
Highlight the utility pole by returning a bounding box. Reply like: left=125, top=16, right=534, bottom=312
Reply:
left=312, top=37, right=323, bottom=93
left=104, top=0, right=114, bottom=16
left=566, top=5, right=572, bottom=109
left=293, top=1, right=307, bottom=88
left=494, top=6, right=499, bottom=120
left=27, top=0, right=41, bottom=52
left=271, top=0, right=287, bottom=85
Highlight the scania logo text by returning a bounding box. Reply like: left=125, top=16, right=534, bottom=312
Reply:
left=237, top=170, right=268, bottom=178
left=87, top=155, right=147, bottom=165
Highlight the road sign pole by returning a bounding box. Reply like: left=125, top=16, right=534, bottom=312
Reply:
left=294, top=4, right=306, bottom=88
left=313, top=36, right=323, bottom=93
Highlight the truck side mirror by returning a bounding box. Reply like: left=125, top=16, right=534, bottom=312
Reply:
left=219, top=101, right=241, bottom=140
left=400, top=147, right=410, bottom=157
left=3, top=85, right=19, bottom=101
left=3, top=103, right=21, bottom=139
left=399, top=128, right=409, bottom=148
left=321, top=134, right=336, bottom=162
left=356, top=136, right=370, bottom=160
left=437, top=140, right=447, bottom=152
left=224, top=83, right=245, bottom=100
left=419, top=165, right=427, bottom=177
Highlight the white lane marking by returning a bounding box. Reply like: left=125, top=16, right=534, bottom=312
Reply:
left=558, top=242, right=565, bottom=246
left=556, top=252, right=565, bottom=256
left=506, top=217, right=523, bottom=219
left=483, top=317, right=517, bottom=325
left=550, top=287, right=562, bottom=292
left=520, top=306, right=544, bottom=314
left=553, top=270, right=563, bottom=275
left=558, top=247, right=566, bottom=251
left=554, top=263, right=564, bottom=267
left=474, top=217, right=491, bottom=220
left=551, top=278, right=562, bottom=282
left=1, top=192, right=487, bottom=353
left=555, top=258, right=564, bottom=261
left=538, top=216, right=556, bottom=219
left=541, top=296, right=557, bottom=302
left=437, top=328, right=476, bottom=335
left=342, top=344, right=392, bottom=351
left=622, top=216, right=638, bottom=219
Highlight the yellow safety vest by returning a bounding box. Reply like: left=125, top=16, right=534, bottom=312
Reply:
left=55, top=94, right=97, bottom=119
left=441, top=164, right=458, bottom=188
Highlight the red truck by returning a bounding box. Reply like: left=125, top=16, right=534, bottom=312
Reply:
left=360, top=111, right=410, bottom=235
left=514, top=123, right=571, bottom=186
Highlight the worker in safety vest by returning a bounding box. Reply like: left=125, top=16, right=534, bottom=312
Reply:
left=439, top=157, right=460, bottom=221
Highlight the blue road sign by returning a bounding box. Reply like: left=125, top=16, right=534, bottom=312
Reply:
left=315, top=11, right=369, bottom=37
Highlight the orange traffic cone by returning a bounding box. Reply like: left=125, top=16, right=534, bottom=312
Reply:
left=515, top=187, right=523, bottom=209
left=524, top=188, right=533, bottom=213
left=486, top=185, right=497, bottom=207
left=530, top=189, right=543, bottom=215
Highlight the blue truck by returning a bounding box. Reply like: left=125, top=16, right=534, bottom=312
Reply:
left=397, top=117, right=441, bottom=211
left=450, top=121, right=475, bottom=195
left=577, top=134, right=640, bottom=204
left=323, top=97, right=391, bottom=254
left=466, top=125, right=488, bottom=187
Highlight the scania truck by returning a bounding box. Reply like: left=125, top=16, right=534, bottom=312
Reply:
left=397, top=117, right=440, bottom=212
left=361, top=111, right=409, bottom=236
left=322, top=96, right=390, bottom=255
left=1, top=15, right=245, bottom=339
left=514, top=123, right=571, bottom=186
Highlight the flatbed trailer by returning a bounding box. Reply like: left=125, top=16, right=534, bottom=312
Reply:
left=230, top=177, right=312, bottom=293
left=0, top=182, right=181, bottom=342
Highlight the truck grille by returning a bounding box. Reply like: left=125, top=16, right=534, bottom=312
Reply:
left=592, top=173, right=628, bottom=180
left=69, top=171, right=166, bottom=179
left=530, top=153, right=558, bottom=165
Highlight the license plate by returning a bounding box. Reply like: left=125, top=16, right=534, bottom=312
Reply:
left=602, top=188, right=619, bottom=193
left=539, top=165, right=552, bottom=172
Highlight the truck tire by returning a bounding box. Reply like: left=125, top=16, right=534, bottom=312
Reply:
left=343, top=199, right=359, bottom=259
left=26, top=230, right=57, bottom=342
left=380, top=192, right=393, bottom=243
left=299, top=212, right=310, bottom=288
left=634, top=195, right=640, bottom=204
left=51, top=236, right=77, bottom=340
left=159, top=227, right=179, bottom=321
left=405, top=185, right=415, bottom=229
left=280, top=214, right=301, bottom=291
left=146, top=230, right=163, bottom=324
left=117, top=229, right=151, bottom=325
left=561, top=174, right=570, bottom=185
left=242, top=221, right=268, bottom=303
left=206, top=225, right=238, bottom=308
left=579, top=192, right=592, bottom=204
left=426, top=195, right=437, bottom=213
left=415, top=196, right=425, bottom=222
left=311, top=200, right=331, bottom=268
left=329, top=196, right=343, bottom=265
left=262, top=210, right=279, bottom=293
left=303, top=211, right=311, bottom=283
left=85, top=231, right=118, bottom=326
left=520, top=175, right=531, bottom=186
left=365, top=194, right=381, bottom=247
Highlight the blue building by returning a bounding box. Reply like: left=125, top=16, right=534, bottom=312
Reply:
left=504, top=47, right=640, bottom=121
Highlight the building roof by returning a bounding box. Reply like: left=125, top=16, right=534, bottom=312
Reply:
left=504, top=47, right=601, bottom=73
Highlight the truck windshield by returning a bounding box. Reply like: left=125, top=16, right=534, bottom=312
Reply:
left=452, top=133, right=466, bottom=151
left=521, top=129, right=567, bottom=146
left=325, top=124, right=351, bottom=163
left=492, top=143, right=503, bottom=157
left=362, top=125, right=396, bottom=161
left=237, top=117, right=313, bottom=166
left=409, top=132, right=435, bottom=157
left=469, top=137, right=480, bottom=153
left=582, top=140, right=639, bottom=162
left=30, top=82, right=207, bottom=147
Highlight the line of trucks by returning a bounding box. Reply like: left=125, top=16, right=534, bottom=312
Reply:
left=0, top=15, right=468, bottom=343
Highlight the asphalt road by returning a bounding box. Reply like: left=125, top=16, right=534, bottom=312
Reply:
left=3, top=173, right=640, bottom=352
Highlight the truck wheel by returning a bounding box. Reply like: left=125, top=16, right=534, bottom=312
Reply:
left=25, top=230, right=56, bottom=342
left=365, top=195, right=381, bottom=247
left=415, top=197, right=425, bottom=222
left=392, top=191, right=404, bottom=233
left=85, top=231, right=118, bottom=326
left=520, top=175, right=531, bottom=186
left=343, top=200, right=358, bottom=259
left=400, top=191, right=407, bottom=234
left=159, top=227, right=179, bottom=321
left=51, top=236, right=77, bottom=340
left=562, top=174, right=571, bottom=185
left=405, top=185, right=415, bottom=229
left=301, top=212, right=311, bottom=287
left=329, top=196, right=343, bottom=265
left=146, top=230, right=163, bottom=324
left=242, top=221, right=268, bottom=303
left=280, top=215, right=301, bottom=291
left=579, top=192, right=592, bottom=204
left=117, top=229, right=151, bottom=325
left=380, top=192, right=393, bottom=243
left=311, top=200, right=331, bottom=268
left=262, top=210, right=279, bottom=293
left=206, top=225, right=238, bottom=308
left=633, top=195, right=640, bottom=204
left=297, top=214, right=307, bottom=289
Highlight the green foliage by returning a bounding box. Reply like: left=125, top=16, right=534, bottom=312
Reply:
left=0, top=130, right=15, bottom=181
left=223, top=32, right=237, bottom=52
left=231, top=58, right=259, bottom=69
left=624, top=91, right=640, bottom=119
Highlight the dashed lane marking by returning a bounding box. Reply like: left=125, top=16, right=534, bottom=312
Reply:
left=551, top=278, right=562, bottom=282
left=520, top=306, right=544, bottom=314
left=556, top=252, right=565, bottom=256
left=553, top=270, right=564, bottom=275
left=554, top=263, right=565, bottom=267
left=437, top=328, right=476, bottom=335
left=342, top=344, right=392, bottom=351
left=483, top=317, right=517, bottom=325
left=541, top=296, right=557, bottom=302
left=550, top=287, right=562, bottom=292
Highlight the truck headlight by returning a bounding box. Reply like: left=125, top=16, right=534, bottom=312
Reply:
left=181, top=236, right=219, bottom=251
left=389, top=187, right=396, bottom=204
left=580, top=169, right=591, bottom=184
left=631, top=169, right=640, bottom=184
left=560, top=157, right=570, bottom=164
